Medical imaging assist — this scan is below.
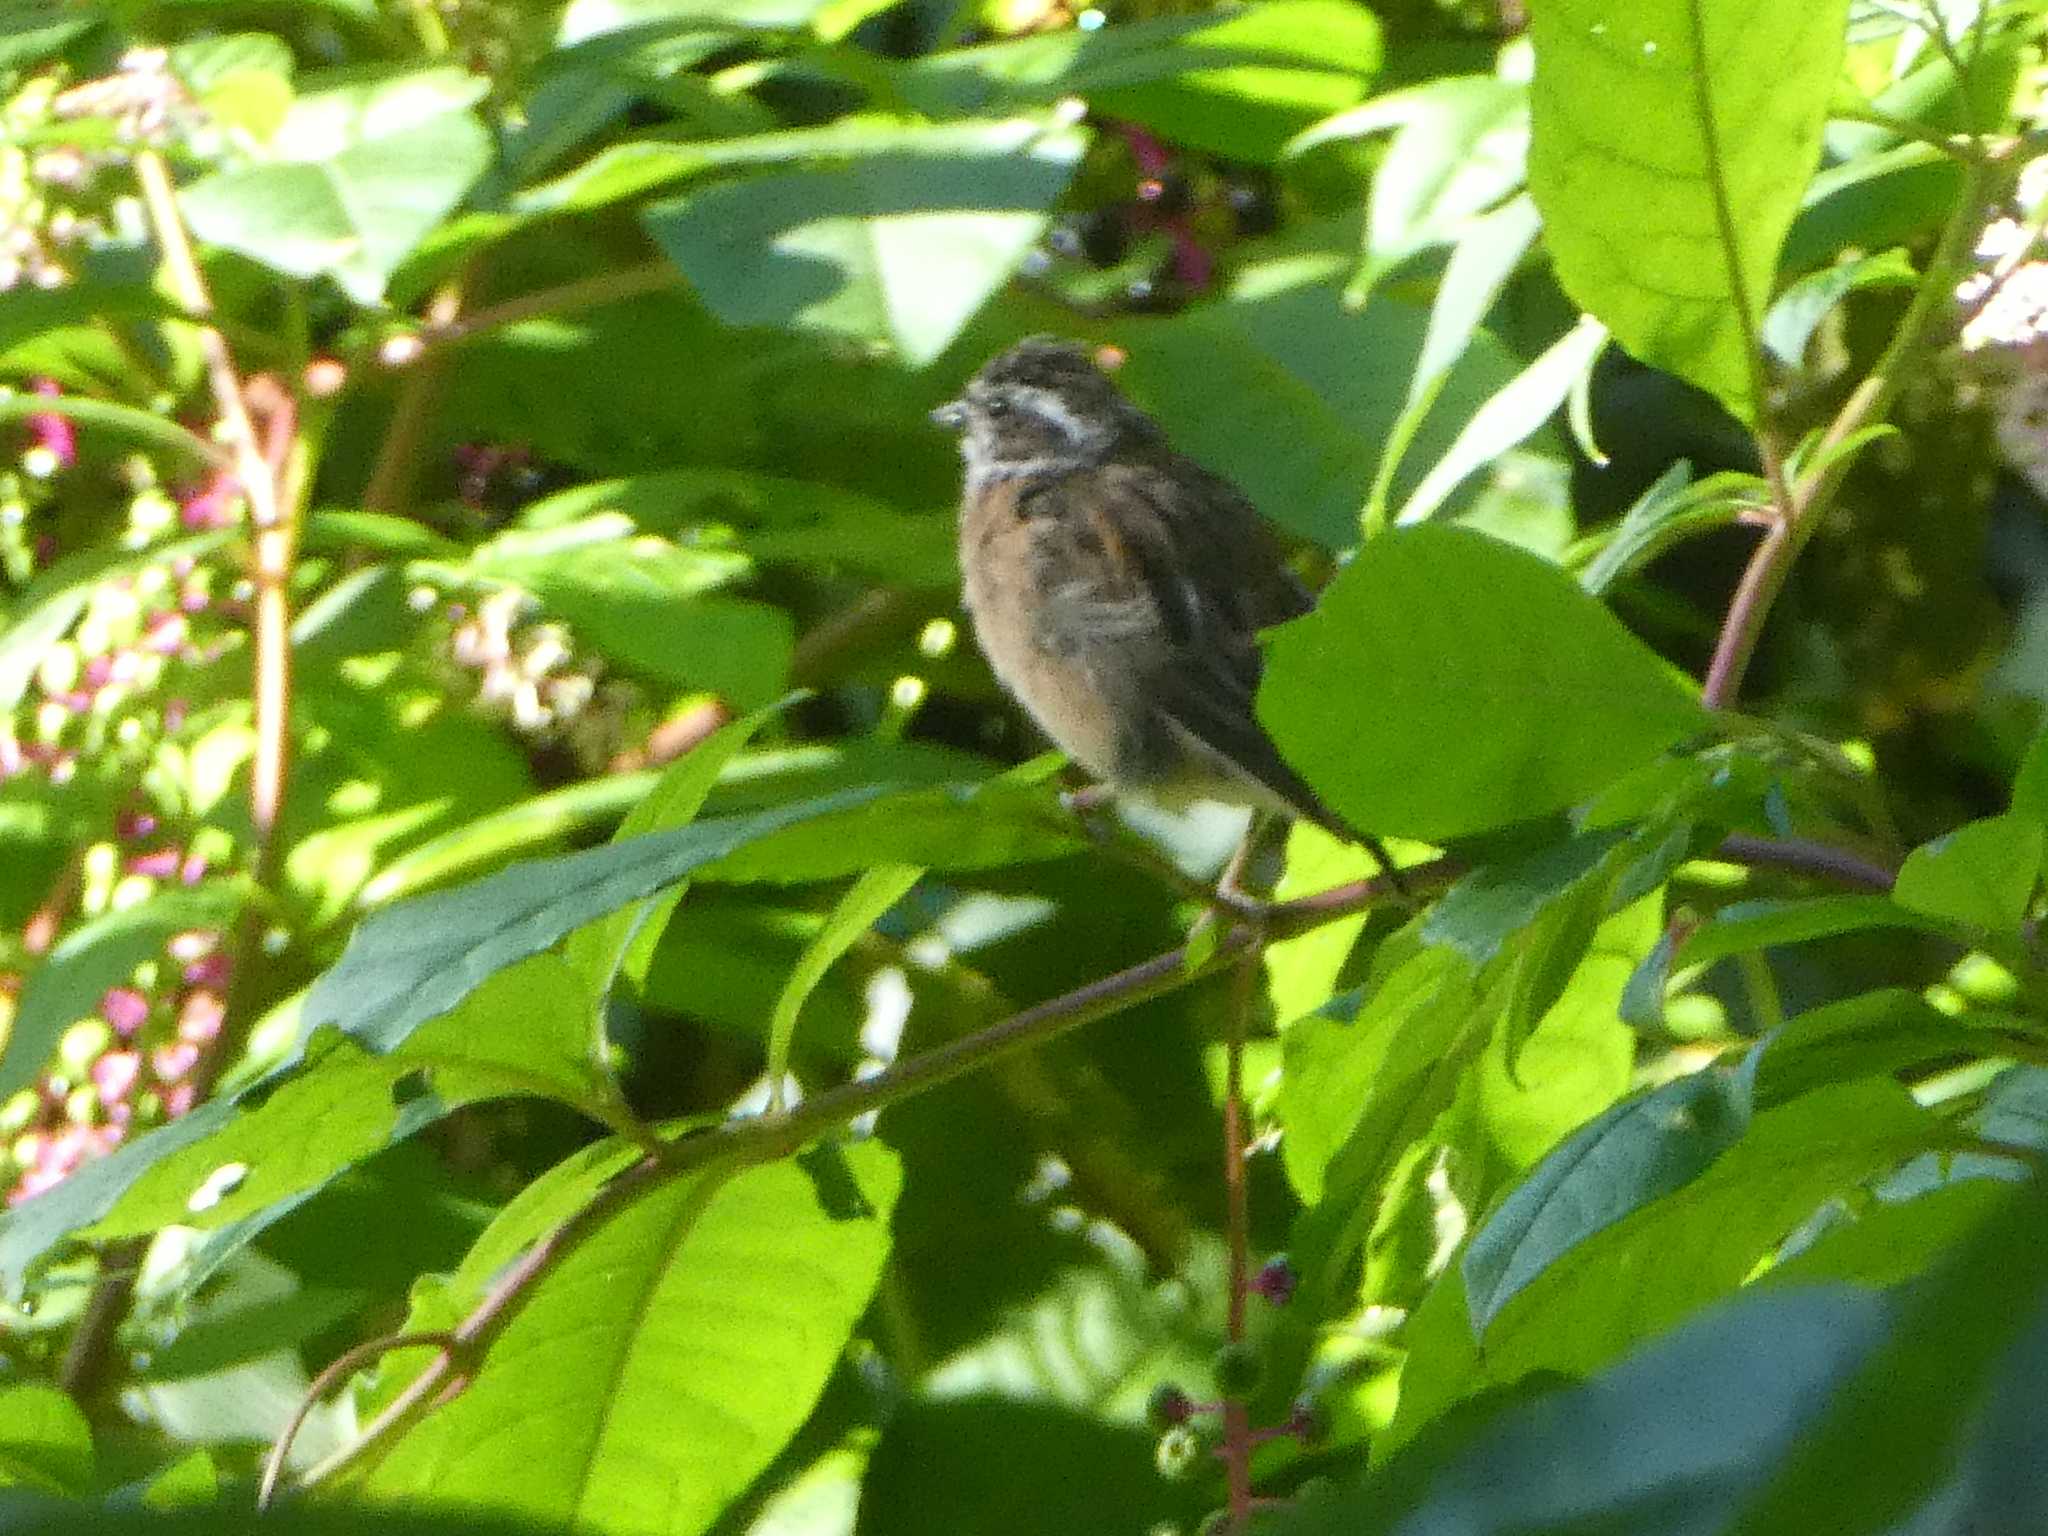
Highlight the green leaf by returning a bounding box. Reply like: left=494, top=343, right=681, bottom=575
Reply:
left=1393, top=314, right=1607, bottom=529
left=1526, top=0, right=1852, bottom=417
left=300, top=787, right=887, bottom=1058
left=179, top=67, right=492, bottom=304
left=1292, top=75, right=1528, bottom=291
left=1732, top=1180, right=2048, bottom=1534
left=1280, top=942, right=1476, bottom=1204
left=0, top=885, right=247, bottom=1102
left=900, top=2, right=1381, bottom=162
left=1361, top=193, right=1544, bottom=530
left=0, top=393, right=223, bottom=472
left=1574, top=464, right=1765, bottom=595
left=1893, top=813, right=2044, bottom=933
left=81, top=955, right=617, bottom=1249
left=765, top=864, right=921, bottom=1099
left=1624, top=895, right=1948, bottom=1025
left=0, top=1101, right=239, bottom=1299
left=0, top=1384, right=92, bottom=1495
left=561, top=702, right=791, bottom=1051
left=1463, top=1059, right=1755, bottom=1335
left=1418, top=1079, right=1938, bottom=1432
left=358, top=1143, right=901, bottom=1536
left=643, top=116, right=1087, bottom=365
left=1760, top=247, right=1917, bottom=369
left=1260, top=524, right=1708, bottom=840
left=1753, top=989, right=2039, bottom=1109
left=1272, top=1285, right=1892, bottom=1536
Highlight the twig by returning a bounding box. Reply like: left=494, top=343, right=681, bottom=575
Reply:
left=257, top=1332, right=460, bottom=1509
left=263, top=816, right=1905, bottom=1492
left=1218, top=943, right=1260, bottom=1531
left=63, top=147, right=310, bottom=1404
left=1715, top=833, right=1896, bottom=892
left=399, top=262, right=680, bottom=357
left=268, top=864, right=1419, bottom=1498
left=1702, top=152, right=2000, bottom=708
left=363, top=281, right=465, bottom=517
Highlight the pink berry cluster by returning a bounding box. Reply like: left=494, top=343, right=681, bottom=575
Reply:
left=0, top=385, right=248, bottom=1204
left=2, top=928, right=230, bottom=1206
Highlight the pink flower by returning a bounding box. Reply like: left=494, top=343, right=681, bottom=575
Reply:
left=126, top=847, right=180, bottom=878
left=176, top=990, right=224, bottom=1044
left=178, top=471, right=241, bottom=530
left=92, top=1051, right=139, bottom=1105
left=151, top=1040, right=199, bottom=1082
left=101, top=987, right=149, bottom=1037
left=26, top=380, right=76, bottom=469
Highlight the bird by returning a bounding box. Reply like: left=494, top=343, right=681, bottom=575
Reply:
left=931, top=336, right=1401, bottom=891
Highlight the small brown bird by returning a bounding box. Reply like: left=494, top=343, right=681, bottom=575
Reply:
left=933, top=336, right=1398, bottom=881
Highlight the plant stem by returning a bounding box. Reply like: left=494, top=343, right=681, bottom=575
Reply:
left=1219, top=946, right=1259, bottom=1530
left=405, top=262, right=679, bottom=356
left=363, top=281, right=465, bottom=516
left=63, top=147, right=310, bottom=1405
left=1701, top=154, right=1999, bottom=709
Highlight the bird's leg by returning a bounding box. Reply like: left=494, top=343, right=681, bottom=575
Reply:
left=1060, top=783, right=1259, bottom=914
left=1216, top=812, right=1276, bottom=915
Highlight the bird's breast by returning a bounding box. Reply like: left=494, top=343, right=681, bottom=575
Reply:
left=959, top=488, right=1128, bottom=781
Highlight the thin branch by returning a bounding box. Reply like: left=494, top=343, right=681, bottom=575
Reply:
left=1715, top=833, right=1896, bottom=892
left=402, top=262, right=680, bottom=357
left=1219, top=943, right=1260, bottom=1531
left=1701, top=152, right=2000, bottom=708
left=257, top=1332, right=460, bottom=1509
left=267, top=818, right=1901, bottom=1493
left=363, top=281, right=465, bottom=517
left=64, top=146, right=310, bottom=1405
left=271, top=863, right=1419, bottom=1498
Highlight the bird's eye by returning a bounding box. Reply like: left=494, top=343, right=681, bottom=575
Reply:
left=985, top=397, right=1012, bottom=417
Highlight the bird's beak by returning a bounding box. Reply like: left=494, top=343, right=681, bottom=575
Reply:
left=930, top=399, right=967, bottom=430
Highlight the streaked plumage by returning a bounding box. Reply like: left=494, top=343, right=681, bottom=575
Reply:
left=933, top=337, right=1359, bottom=840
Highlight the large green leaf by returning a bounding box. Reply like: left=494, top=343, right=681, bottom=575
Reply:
left=79, top=955, right=615, bottom=1248
left=1271, top=1284, right=1892, bottom=1536
left=0, top=1384, right=92, bottom=1495
left=643, top=116, right=1087, bottom=365
left=1397, top=1079, right=1940, bottom=1445
left=1526, top=0, right=1852, bottom=416
left=1259, top=524, right=1707, bottom=840
left=1732, top=1180, right=2048, bottom=1533
left=179, top=68, right=492, bottom=303
left=298, top=788, right=886, bottom=1055
left=1892, top=813, right=2044, bottom=934
left=357, top=1143, right=901, bottom=1536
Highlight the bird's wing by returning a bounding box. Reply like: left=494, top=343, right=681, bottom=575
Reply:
left=1029, top=458, right=1343, bottom=830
